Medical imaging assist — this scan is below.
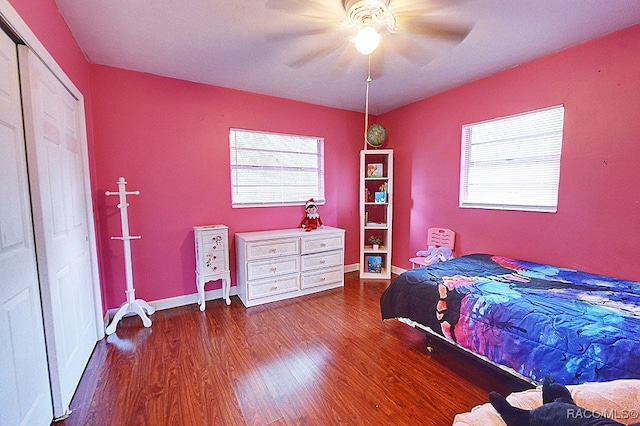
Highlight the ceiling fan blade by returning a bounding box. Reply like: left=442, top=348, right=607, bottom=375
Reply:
left=335, top=44, right=358, bottom=73
left=286, top=39, right=346, bottom=68
left=266, top=0, right=346, bottom=21
left=265, top=26, right=340, bottom=43
left=382, top=35, right=435, bottom=65
left=388, top=0, right=470, bottom=16
left=329, top=45, right=381, bottom=82
left=396, top=19, right=470, bottom=42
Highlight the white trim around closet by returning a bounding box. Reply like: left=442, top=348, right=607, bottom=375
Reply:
left=0, top=0, right=104, bottom=340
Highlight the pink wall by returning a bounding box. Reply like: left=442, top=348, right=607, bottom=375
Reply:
left=9, top=0, right=640, bottom=309
left=382, top=24, right=640, bottom=280
left=89, top=66, right=362, bottom=308
left=7, top=0, right=91, bottom=90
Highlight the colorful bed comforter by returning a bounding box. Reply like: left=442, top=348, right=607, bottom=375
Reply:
left=380, top=254, right=640, bottom=385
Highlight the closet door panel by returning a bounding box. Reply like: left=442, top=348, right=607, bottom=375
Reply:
left=0, top=30, right=52, bottom=426
left=19, top=45, right=99, bottom=418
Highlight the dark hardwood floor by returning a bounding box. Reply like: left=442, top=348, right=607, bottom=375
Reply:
left=57, top=272, right=531, bottom=426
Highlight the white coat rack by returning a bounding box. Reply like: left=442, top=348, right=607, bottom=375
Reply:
left=105, top=177, right=155, bottom=335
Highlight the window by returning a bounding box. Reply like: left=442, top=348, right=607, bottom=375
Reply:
left=230, top=128, right=325, bottom=208
left=459, top=105, right=564, bottom=212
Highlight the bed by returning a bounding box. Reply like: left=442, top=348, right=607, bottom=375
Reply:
left=380, top=253, right=640, bottom=385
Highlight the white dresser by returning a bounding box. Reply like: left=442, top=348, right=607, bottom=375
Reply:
left=235, top=227, right=345, bottom=307
left=194, top=225, right=231, bottom=310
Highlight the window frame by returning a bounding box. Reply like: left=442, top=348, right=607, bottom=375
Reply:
left=229, top=128, right=325, bottom=208
left=459, top=105, right=565, bottom=213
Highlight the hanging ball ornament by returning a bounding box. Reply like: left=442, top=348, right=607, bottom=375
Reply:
left=366, top=123, right=387, bottom=148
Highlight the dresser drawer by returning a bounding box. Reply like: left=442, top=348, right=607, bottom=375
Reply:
left=301, top=266, right=343, bottom=289
left=248, top=274, right=299, bottom=300
left=301, top=234, right=343, bottom=254
left=245, top=238, right=299, bottom=261
left=301, top=250, right=343, bottom=271
left=247, top=256, right=299, bottom=281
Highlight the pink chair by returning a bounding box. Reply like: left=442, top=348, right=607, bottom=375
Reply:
left=409, top=228, right=456, bottom=268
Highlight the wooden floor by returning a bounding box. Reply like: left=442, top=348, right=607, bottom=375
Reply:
left=57, top=272, right=531, bottom=426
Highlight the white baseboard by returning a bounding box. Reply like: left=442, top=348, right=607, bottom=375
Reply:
left=345, top=263, right=359, bottom=273
left=347, top=263, right=406, bottom=276
left=103, top=265, right=403, bottom=330
left=104, top=287, right=239, bottom=326
left=391, top=265, right=407, bottom=275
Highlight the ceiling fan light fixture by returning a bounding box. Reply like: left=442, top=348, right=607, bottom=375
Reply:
left=354, top=25, right=381, bottom=55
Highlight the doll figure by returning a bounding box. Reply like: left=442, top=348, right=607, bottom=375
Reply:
left=300, top=198, right=324, bottom=232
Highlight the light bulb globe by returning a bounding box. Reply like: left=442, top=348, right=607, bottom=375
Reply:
left=354, top=26, right=381, bottom=55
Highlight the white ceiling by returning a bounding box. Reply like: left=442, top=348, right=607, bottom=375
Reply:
left=53, top=0, right=640, bottom=114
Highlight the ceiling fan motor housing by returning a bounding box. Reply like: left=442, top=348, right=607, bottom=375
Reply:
left=344, top=0, right=396, bottom=32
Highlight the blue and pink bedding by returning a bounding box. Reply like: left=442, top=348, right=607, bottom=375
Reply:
left=380, top=254, right=640, bottom=385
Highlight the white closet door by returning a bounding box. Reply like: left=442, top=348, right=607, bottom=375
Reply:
left=18, top=46, right=99, bottom=418
left=0, top=31, right=53, bottom=426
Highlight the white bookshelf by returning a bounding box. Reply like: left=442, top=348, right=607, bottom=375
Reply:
left=359, top=149, right=393, bottom=279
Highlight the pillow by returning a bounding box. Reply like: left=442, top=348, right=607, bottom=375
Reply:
left=489, top=375, right=628, bottom=425
left=453, top=379, right=640, bottom=426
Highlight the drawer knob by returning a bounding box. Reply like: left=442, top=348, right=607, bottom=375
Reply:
left=320, top=277, right=326, bottom=281
left=270, top=285, right=278, bottom=291
left=269, top=248, right=277, bottom=253
left=319, top=260, right=326, bottom=264
left=270, top=267, right=277, bottom=272
left=320, top=243, right=326, bottom=247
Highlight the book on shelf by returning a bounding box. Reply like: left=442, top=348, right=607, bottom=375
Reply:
left=366, top=221, right=386, bottom=227
left=366, top=163, right=384, bottom=178
left=374, top=192, right=386, bottom=203
left=363, top=188, right=370, bottom=202
left=366, top=256, right=382, bottom=273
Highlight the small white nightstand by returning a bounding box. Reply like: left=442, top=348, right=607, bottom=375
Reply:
left=194, top=225, right=231, bottom=310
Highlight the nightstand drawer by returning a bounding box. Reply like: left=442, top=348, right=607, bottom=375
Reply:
left=200, top=231, right=226, bottom=250
left=248, top=275, right=299, bottom=300
left=245, top=238, right=299, bottom=261
left=247, top=256, right=299, bottom=280
left=301, top=234, right=343, bottom=254
left=301, top=250, right=343, bottom=271
left=202, top=256, right=226, bottom=275
left=301, top=267, right=343, bottom=289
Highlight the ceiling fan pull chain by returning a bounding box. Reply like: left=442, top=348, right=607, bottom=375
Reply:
left=364, top=54, right=372, bottom=149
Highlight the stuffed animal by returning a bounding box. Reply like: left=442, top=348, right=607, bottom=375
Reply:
left=415, top=246, right=453, bottom=264
left=490, top=375, right=635, bottom=426
left=299, top=198, right=323, bottom=232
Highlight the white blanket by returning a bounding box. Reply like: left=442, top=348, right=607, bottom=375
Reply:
left=453, top=379, right=640, bottom=425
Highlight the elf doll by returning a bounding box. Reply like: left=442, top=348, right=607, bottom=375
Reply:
left=300, top=198, right=324, bottom=231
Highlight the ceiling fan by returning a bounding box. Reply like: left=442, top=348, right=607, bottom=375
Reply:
left=265, top=0, right=470, bottom=70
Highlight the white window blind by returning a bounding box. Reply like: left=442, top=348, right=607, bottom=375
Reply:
left=230, top=128, right=325, bottom=208
left=460, top=105, right=564, bottom=212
